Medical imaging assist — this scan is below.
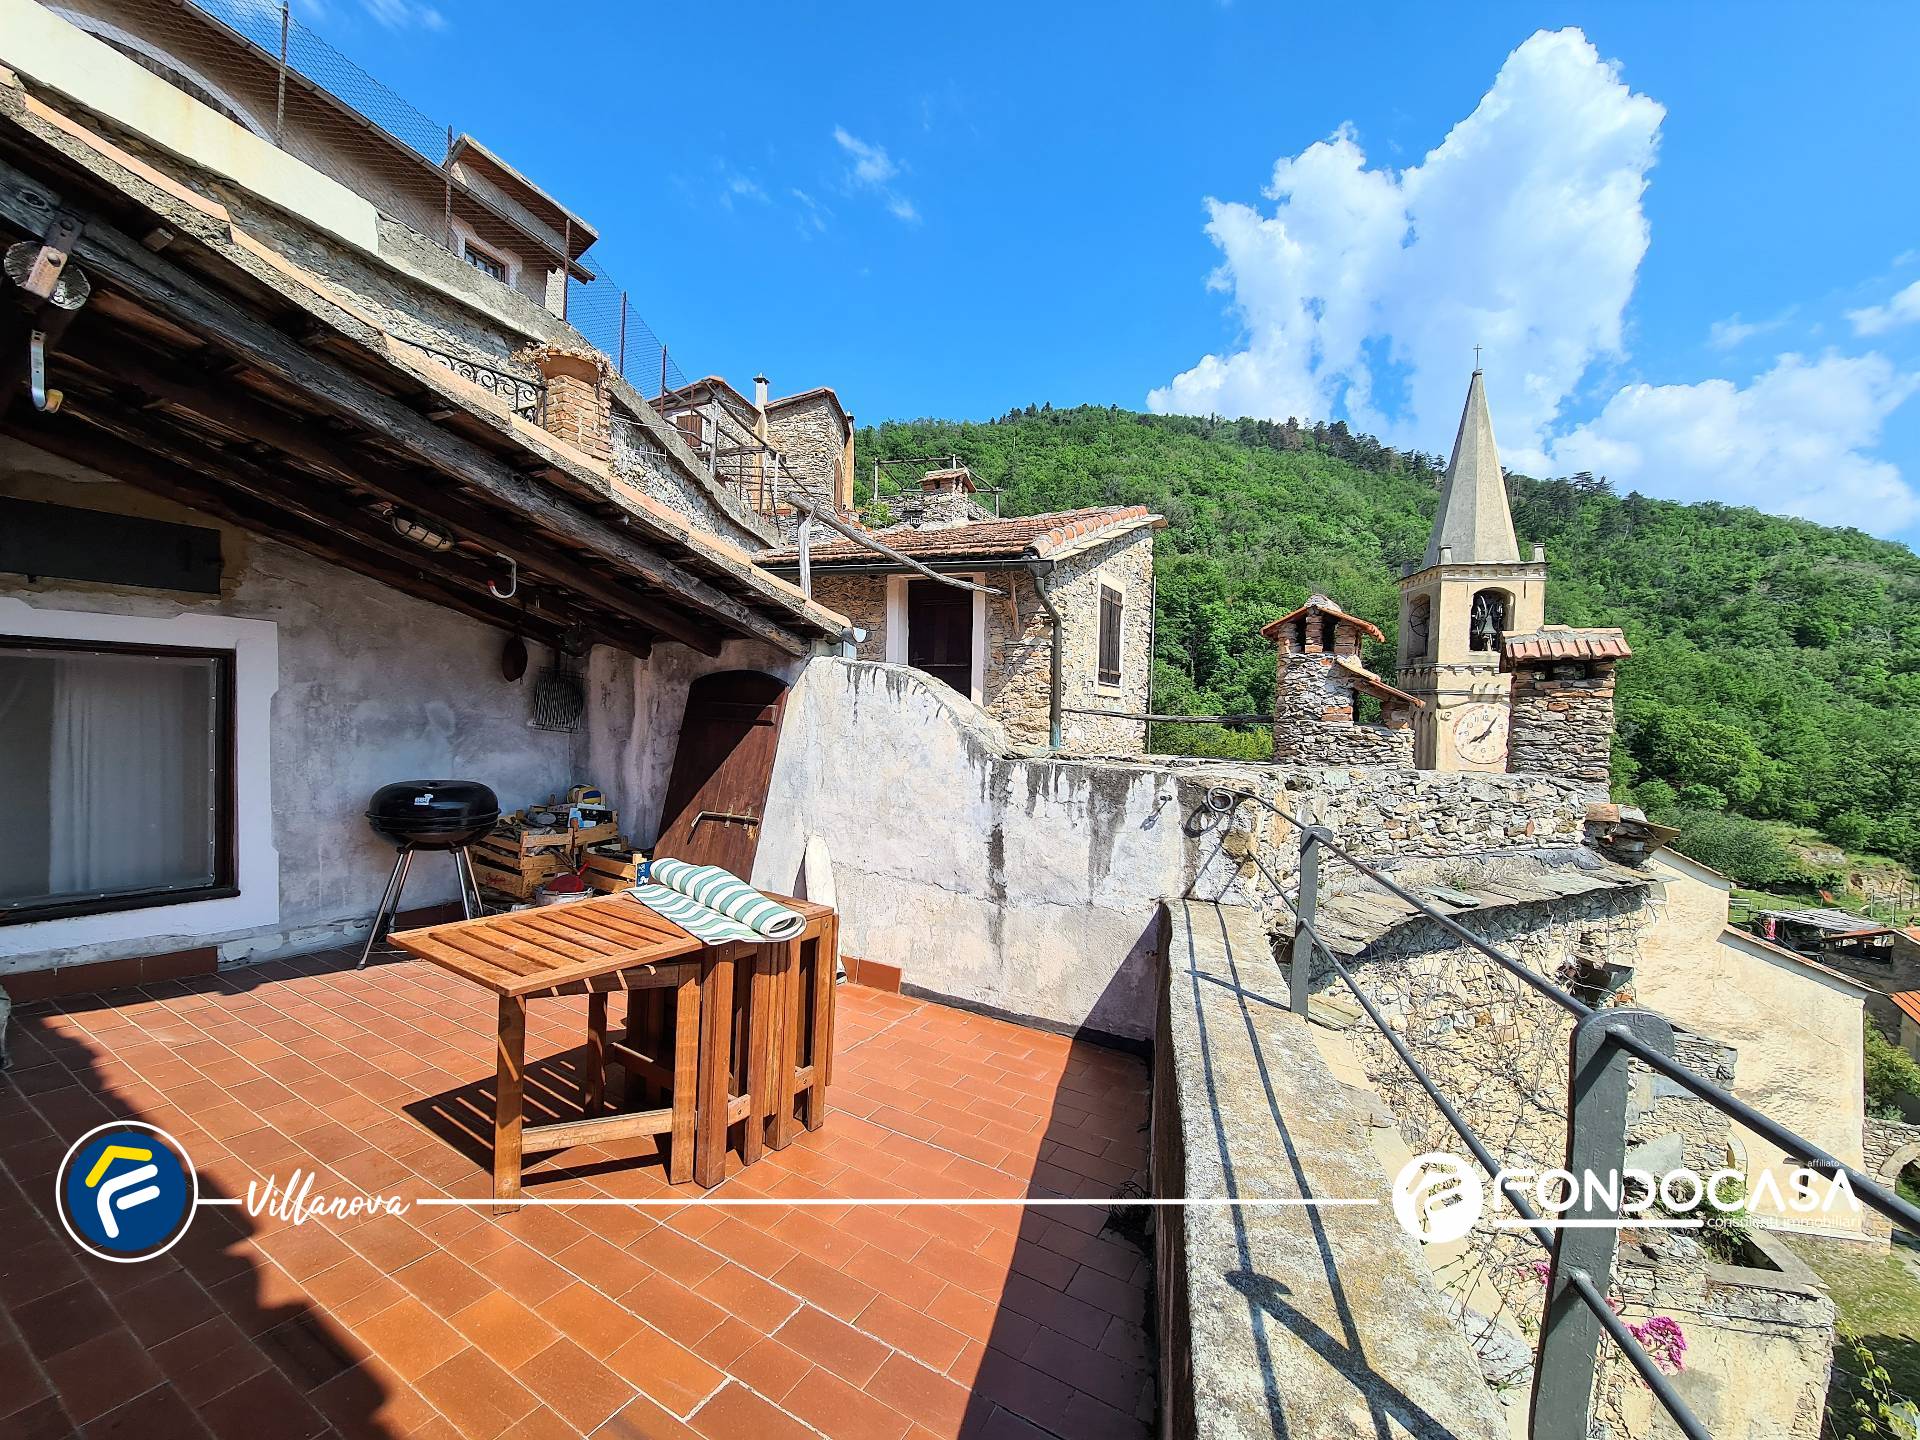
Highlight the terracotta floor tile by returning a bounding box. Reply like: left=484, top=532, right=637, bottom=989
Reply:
left=350, top=1297, right=466, bottom=1382
left=867, top=1351, right=975, bottom=1435
left=772, top=1253, right=878, bottom=1322
left=774, top=1305, right=891, bottom=1388
left=414, top=1347, right=539, bottom=1440
left=784, top=1365, right=914, bottom=1440
left=600, top=1391, right=703, bottom=1439
left=515, top=1336, right=635, bottom=1433
left=693, top=1262, right=804, bottom=1333
left=75, top=1379, right=208, bottom=1440
left=688, top=1382, right=818, bottom=1440
left=6, top=973, right=1155, bottom=1440
left=606, top=1325, right=726, bottom=1417
left=855, top=1294, right=970, bottom=1374
left=725, top=1335, right=813, bottom=1403
left=40, top=1330, right=165, bottom=1428
left=536, top=1280, right=648, bottom=1357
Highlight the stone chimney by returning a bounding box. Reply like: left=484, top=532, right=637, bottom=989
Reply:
left=753, top=374, right=770, bottom=443
left=521, top=342, right=611, bottom=461
left=910, top=466, right=978, bottom=527
left=1260, top=595, right=1417, bottom=765
left=1500, top=626, right=1632, bottom=793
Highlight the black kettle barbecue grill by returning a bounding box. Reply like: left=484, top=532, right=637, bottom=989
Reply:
left=358, top=780, right=499, bottom=967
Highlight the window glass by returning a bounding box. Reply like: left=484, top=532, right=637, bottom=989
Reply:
left=0, top=642, right=231, bottom=918
left=463, top=242, right=508, bottom=281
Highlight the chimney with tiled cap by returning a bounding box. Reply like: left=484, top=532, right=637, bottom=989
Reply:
left=905, top=464, right=978, bottom=527
left=1259, top=595, right=1417, bottom=765
left=1500, top=625, right=1632, bottom=793
left=520, top=342, right=611, bottom=461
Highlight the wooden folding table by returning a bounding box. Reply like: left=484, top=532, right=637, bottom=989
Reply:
left=390, top=891, right=836, bottom=1203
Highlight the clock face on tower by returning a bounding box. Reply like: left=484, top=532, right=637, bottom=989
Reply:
left=1451, top=703, right=1508, bottom=765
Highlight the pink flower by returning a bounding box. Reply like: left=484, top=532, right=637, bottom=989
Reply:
left=1628, top=1315, right=1688, bottom=1374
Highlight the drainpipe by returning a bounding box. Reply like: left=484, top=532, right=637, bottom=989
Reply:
left=1027, top=560, right=1063, bottom=750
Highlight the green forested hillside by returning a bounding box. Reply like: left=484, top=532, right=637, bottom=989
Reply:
left=854, top=405, right=1920, bottom=874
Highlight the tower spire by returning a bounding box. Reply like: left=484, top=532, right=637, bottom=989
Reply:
left=1425, top=368, right=1519, bottom=567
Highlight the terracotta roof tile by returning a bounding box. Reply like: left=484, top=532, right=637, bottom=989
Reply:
left=761, top=506, right=1159, bottom=566
left=1258, top=595, right=1387, bottom=644
left=1892, top=991, right=1920, bottom=1027
left=1501, top=625, right=1632, bottom=666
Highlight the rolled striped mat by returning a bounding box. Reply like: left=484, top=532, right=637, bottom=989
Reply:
left=630, top=858, right=805, bottom=946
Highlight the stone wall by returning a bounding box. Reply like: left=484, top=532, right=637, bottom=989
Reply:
left=1863, top=1115, right=1920, bottom=1241
left=1630, top=1031, right=1738, bottom=1175
left=765, top=394, right=846, bottom=504
left=1507, top=659, right=1618, bottom=793
left=806, top=576, right=886, bottom=661
left=1606, top=1231, right=1834, bottom=1440
left=751, top=658, right=1593, bottom=1040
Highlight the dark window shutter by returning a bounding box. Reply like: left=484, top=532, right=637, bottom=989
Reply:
left=1098, top=586, right=1123, bottom=686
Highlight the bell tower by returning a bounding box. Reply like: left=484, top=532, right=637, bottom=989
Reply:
left=1396, top=367, right=1546, bottom=771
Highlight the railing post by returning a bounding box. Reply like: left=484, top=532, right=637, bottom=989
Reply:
left=1529, top=1007, right=1674, bottom=1440
left=1289, top=825, right=1328, bottom=1015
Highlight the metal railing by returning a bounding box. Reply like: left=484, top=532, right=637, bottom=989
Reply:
left=1205, top=785, right=1920, bottom=1440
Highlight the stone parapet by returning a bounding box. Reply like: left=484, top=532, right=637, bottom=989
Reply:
left=1153, top=898, right=1509, bottom=1439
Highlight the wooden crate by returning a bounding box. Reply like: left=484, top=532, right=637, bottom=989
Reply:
left=473, top=836, right=567, bottom=877
left=580, top=848, right=645, bottom=894
left=471, top=859, right=542, bottom=900
left=484, top=823, right=582, bottom=859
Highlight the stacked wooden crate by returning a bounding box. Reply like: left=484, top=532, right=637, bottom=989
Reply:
left=470, top=812, right=621, bottom=901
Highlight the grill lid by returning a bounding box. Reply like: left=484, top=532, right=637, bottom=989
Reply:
left=366, top=780, right=500, bottom=839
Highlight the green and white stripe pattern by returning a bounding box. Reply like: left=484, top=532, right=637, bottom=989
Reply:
left=631, top=857, right=805, bottom=945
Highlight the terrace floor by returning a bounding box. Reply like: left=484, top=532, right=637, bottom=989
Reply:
left=0, top=948, right=1154, bottom=1440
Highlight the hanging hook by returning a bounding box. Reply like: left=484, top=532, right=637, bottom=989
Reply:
left=28, top=331, right=61, bottom=413
left=488, top=553, right=518, bottom=600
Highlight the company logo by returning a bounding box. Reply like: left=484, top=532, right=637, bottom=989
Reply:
left=1392, top=1151, right=1484, bottom=1243
left=56, top=1122, right=197, bottom=1263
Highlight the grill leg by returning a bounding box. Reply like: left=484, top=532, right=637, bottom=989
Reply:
left=357, top=847, right=414, bottom=969
left=454, top=847, right=481, bottom=920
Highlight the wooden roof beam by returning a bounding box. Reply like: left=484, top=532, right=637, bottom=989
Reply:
left=0, top=156, right=814, bottom=654
left=56, top=337, right=724, bottom=657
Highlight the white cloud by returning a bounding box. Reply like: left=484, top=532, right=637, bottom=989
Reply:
left=1848, top=280, right=1920, bottom=337
left=790, top=188, right=829, bottom=235
left=832, top=126, right=919, bottom=223
left=1148, top=27, right=1663, bottom=470
left=1547, top=352, right=1920, bottom=534
left=833, top=127, right=898, bottom=185
left=720, top=173, right=768, bottom=209
left=357, top=0, right=445, bottom=29
left=1708, top=312, right=1790, bottom=350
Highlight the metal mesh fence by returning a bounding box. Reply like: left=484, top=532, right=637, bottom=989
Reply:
left=57, top=0, right=689, bottom=394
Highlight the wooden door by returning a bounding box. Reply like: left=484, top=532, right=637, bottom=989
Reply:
left=907, top=579, right=973, bottom=696
left=654, top=670, right=790, bottom=875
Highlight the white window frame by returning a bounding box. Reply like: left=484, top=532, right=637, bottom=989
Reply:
left=0, top=599, right=281, bottom=961
left=885, top=573, right=986, bottom=706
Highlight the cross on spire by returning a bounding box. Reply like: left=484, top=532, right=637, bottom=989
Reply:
left=1473, top=344, right=1483, bottom=372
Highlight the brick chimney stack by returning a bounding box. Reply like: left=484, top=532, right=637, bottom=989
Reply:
left=520, top=342, right=611, bottom=462
left=1500, top=626, right=1632, bottom=794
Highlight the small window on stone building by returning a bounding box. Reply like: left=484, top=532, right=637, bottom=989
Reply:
left=462, top=239, right=509, bottom=282
left=1098, top=584, right=1123, bottom=686
left=1469, top=588, right=1511, bottom=652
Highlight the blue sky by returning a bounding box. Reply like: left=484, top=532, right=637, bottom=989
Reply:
left=307, top=2, right=1920, bottom=542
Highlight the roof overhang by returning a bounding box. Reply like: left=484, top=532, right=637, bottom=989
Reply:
left=0, top=85, right=848, bottom=658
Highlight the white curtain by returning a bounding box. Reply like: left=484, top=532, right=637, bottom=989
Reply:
left=47, top=654, right=215, bottom=897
